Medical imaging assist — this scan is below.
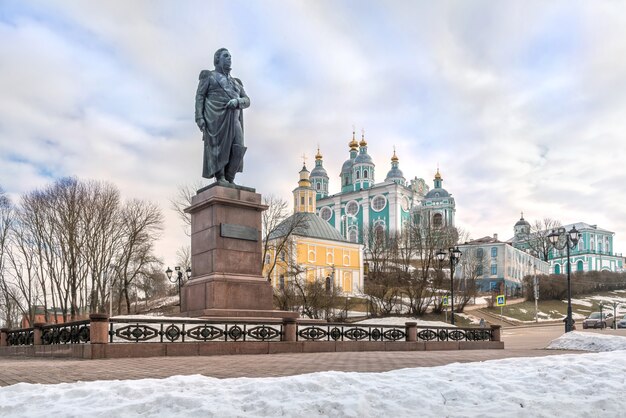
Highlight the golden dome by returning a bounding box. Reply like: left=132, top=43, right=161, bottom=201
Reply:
left=359, top=130, right=367, bottom=147
left=315, top=146, right=322, bottom=160
left=349, top=130, right=358, bottom=150
left=434, top=168, right=442, bottom=180
left=391, top=149, right=399, bottom=162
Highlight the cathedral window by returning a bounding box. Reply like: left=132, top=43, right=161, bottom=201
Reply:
left=300, top=196, right=305, bottom=205
left=432, top=213, right=443, bottom=227
left=356, top=171, right=360, bottom=179
left=348, top=227, right=358, bottom=243
left=316, top=183, right=320, bottom=190
left=346, top=200, right=359, bottom=216
left=320, top=206, right=332, bottom=221
left=364, top=170, right=368, bottom=178
left=371, top=195, right=387, bottom=212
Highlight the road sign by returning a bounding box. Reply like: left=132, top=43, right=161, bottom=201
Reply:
left=496, top=295, right=506, bottom=306
left=442, top=296, right=449, bottom=307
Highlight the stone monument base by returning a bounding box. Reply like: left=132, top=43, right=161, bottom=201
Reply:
left=180, top=183, right=298, bottom=321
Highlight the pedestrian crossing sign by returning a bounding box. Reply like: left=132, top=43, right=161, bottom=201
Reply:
left=442, top=296, right=449, bottom=307
left=496, top=295, right=506, bottom=306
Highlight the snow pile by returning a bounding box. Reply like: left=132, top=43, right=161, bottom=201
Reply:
left=2, top=350, right=626, bottom=417
left=355, top=317, right=452, bottom=328
left=547, top=331, right=626, bottom=352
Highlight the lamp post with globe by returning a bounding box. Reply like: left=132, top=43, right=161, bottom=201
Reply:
left=548, top=226, right=581, bottom=333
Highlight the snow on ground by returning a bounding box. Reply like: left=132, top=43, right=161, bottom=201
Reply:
left=570, top=298, right=593, bottom=307
left=355, top=317, right=452, bottom=328
left=453, top=313, right=481, bottom=325
left=547, top=331, right=626, bottom=352
left=2, top=335, right=626, bottom=417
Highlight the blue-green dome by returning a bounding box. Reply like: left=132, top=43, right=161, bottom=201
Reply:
left=425, top=188, right=450, bottom=198
left=269, top=212, right=347, bottom=243
left=354, top=153, right=374, bottom=164
left=341, top=158, right=354, bottom=174
left=385, top=167, right=405, bottom=182
left=310, top=165, right=328, bottom=178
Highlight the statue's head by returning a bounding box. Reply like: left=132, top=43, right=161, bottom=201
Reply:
left=214, top=48, right=231, bottom=71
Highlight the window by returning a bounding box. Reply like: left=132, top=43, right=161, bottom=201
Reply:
left=491, top=247, right=497, bottom=257
left=279, top=275, right=285, bottom=290
left=264, top=254, right=270, bottom=264
left=477, top=248, right=484, bottom=258
left=348, top=227, right=358, bottom=243
left=491, top=264, right=497, bottom=275
left=356, top=171, right=360, bottom=179
left=316, top=183, right=320, bottom=190
left=346, top=200, right=359, bottom=216
left=364, top=170, right=368, bottom=178
left=371, top=195, right=387, bottom=212
left=374, top=221, right=386, bottom=242
left=279, top=251, right=286, bottom=261
left=308, top=197, right=312, bottom=206
left=320, top=206, right=332, bottom=221
left=577, top=260, right=584, bottom=272
left=477, top=265, right=483, bottom=275
left=554, top=264, right=561, bottom=275
left=401, top=196, right=410, bottom=212
left=432, top=213, right=443, bottom=227
left=300, top=196, right=304, bottom=205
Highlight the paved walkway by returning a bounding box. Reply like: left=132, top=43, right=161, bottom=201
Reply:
left=0, top=324, right=610, bottom=387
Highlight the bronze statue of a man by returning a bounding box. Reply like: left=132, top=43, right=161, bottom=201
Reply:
left=195, top=48, right=250, bottom=184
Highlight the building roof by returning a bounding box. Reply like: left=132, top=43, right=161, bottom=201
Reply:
left=424, top=187, right=450, bottom=198
left=268, top=212, right=348, bottom=243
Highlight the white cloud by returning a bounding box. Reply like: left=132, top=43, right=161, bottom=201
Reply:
left=0, top=0, right=625, bottom=262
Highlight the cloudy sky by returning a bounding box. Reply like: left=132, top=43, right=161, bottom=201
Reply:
left=1, top=0, right=626, bottom=263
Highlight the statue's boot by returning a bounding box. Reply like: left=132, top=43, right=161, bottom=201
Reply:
left=215, top=170, right=229, bottom=186
left=225, top=144, right=247, bottom=183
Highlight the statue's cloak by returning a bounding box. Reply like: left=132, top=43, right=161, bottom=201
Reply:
left=195, top=70, right=247, bottom=179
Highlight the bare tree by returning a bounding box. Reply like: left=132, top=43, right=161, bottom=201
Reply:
left=116, top=199, right=164, bottom=314
left=527, top=218, right=562, bottom=262
left=169, top=181, right=204, bottom=236
left=455, top=246, right=489, bottom=312
left=261, top=195, right=309, bottom=282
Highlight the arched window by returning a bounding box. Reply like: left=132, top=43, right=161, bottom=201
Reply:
left=432, top=213, right=443, bottom=227
left=348, top=227, right=358, bottom=243
left=577, top=260, right=584, bottom=272
left=316, top=182, right=320, bottom=190
left=554, top=264, right=561, bottom=275
left=364, top=170, right=368, bottom=178
left=356, top=171, right=360, bottom=179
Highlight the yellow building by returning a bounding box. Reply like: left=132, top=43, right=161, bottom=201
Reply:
left=264, top=157, right=363, bottom=295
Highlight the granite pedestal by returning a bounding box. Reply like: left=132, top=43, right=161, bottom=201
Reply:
left=181, top=183, right=297, bottom=320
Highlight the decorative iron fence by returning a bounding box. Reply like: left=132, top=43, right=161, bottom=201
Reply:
left=296, top=323, right=492, bottom=342
left=41, top=321, right=90, bottom=345
left=109, top=319, right=283, bottom=343
left=3, top=318, right=496, bottom=348
left=297, top=324, right=407, bottom=342
left=415, top=326, right=492, bottom=342
left=6, top=328, right=34, bottom=346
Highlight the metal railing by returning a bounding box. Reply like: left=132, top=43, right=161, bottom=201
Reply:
left=6, top=328, right=34, bottom=346
left=296, top=323, right=492, bottom=342
left=3, top=317, right=497, bottom=347
left=41, top=321, right=90, bottom=345
left=109, top=318, right=283, bottom=343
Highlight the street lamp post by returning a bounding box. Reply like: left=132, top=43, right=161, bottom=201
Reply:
left=548, top=226, right=581, bottom=333
left=166, top=266, right=192, bottom=311
left=436, top=246, right=462, bottom=325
